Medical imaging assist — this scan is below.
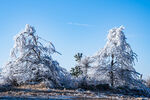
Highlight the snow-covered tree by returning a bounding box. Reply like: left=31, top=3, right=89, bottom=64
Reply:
left=70, top=53, right=94, bottom=87
left=80, top=56, right=93, bottom=78
left=0, top=24, right=72, bottom=88
left=80, top=56, right=93, bottom=86
left=92, top=26, right=139, bottom=87
left=88, top=26, right=150, bottom=95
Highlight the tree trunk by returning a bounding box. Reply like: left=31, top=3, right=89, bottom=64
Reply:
left=110, top=54, right=114, bottom=87
left=84, top=67, right=88, bottom=87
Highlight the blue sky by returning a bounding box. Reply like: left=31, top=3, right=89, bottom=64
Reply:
left=0, top=0, right=150, bottom=78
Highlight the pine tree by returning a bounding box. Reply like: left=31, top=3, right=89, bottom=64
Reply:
left=70, top=53, right=83, bottom=77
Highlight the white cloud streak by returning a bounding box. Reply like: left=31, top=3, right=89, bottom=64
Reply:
left=67, top=22, right=94, bottom=27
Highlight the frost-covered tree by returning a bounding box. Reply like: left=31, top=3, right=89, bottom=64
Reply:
left=73, top=53, right=93, bottom=79
left=0, top=24, right=72, bottom=88
left=80, top=56, right=93, bottom=78
left=80, top=56, right=93, bottom=86
left=70, top=53, right=93, bottom=86
left=93, top=26, right=139, bottom=87
left=89, top=26, right=150, bottom=95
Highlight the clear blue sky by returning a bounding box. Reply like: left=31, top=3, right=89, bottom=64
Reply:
left=0, top=0, right=150, bottom=78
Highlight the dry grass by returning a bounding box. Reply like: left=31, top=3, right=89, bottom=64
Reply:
left=17, top=82, right=47, bottom=90
left=0, top=83, right=97, bottom=99
left=0, top=83, right=149, bottom=99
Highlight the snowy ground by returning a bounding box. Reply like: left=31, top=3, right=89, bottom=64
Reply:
left=0, top=84, right=149, bottom=100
